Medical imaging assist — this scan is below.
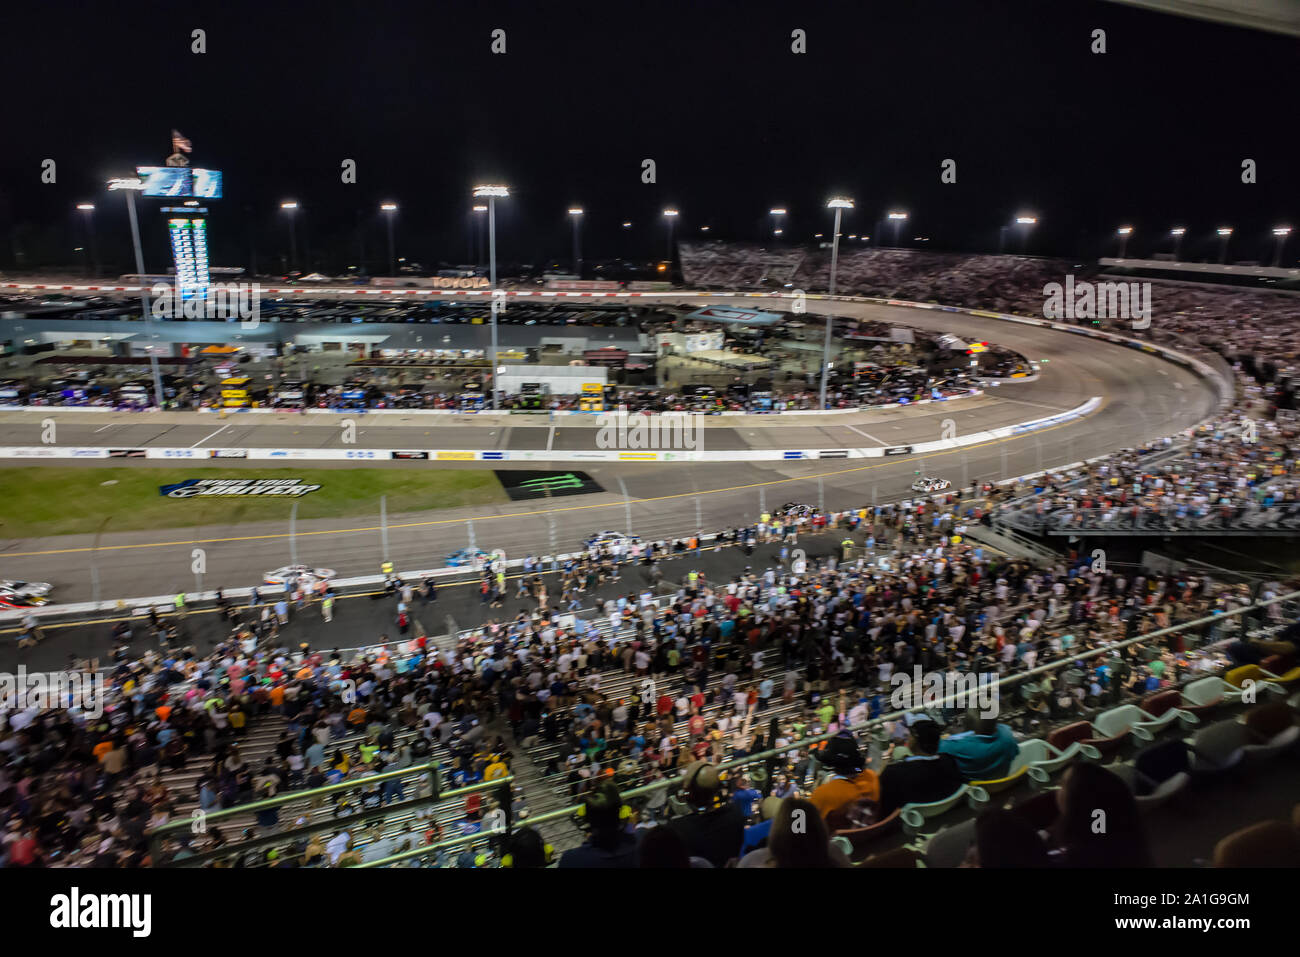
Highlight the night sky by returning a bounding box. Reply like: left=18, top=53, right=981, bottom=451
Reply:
left=1, top=0, right=1295, bottom=274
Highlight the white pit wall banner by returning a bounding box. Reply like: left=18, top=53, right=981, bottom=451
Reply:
left=0, top=396, right=1100, bottom=465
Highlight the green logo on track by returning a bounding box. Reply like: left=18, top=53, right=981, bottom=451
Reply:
left=518, top=473, right=583, bottom=491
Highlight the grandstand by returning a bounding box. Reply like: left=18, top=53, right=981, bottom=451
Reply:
left=20, top=455, right=1293, bottom=872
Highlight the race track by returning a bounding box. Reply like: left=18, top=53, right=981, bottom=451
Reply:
left=0, top=298, right=1219, bottom=601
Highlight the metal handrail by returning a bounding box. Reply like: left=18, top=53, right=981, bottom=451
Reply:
left=152, top=758, right=444, bottom=840
left=166, top=775, right=512, bottom=869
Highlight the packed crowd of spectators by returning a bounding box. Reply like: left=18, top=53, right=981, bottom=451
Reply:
left=4, top=477, right=1278, bottom=870
left=681, top=243, right=1066, bottom=316
left=680, top=242, right=1300, bottom=413
left=996, top=412, right=1300, bottom=534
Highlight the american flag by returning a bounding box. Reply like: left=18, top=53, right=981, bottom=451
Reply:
left=171, top=129, right=192, bottom=153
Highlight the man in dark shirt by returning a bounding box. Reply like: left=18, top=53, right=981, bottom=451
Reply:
left=879, top=718, right=965, bottom=815
left=668, top=761, right=745, bottom=868
left=557, top=782, right=639, bottom=868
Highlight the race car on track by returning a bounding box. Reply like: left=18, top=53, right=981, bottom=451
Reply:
left=263, top=565, right=337, bottom=588
left=779, top=502, right=816, bottom=518
left=910, top=477, right=952, bottom=493
left=583, top=531, right=642, bottom=550
left=446, top=547, right=490, bottom=568
left=0, top=580, right=52, bottom=608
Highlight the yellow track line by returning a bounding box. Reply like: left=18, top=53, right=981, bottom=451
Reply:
left=3, top=405, right=1103, bottom=559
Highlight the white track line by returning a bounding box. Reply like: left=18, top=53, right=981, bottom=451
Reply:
left=843, top=424, right=887, bottom=445
left=189, top=424, right=229, bottom=448
left=987, top=395, right=1071, bottom=413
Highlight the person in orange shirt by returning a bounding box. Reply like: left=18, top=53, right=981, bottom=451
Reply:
left=155, top=703, right=172, bottom=723
left=809, top=735, right=880, bottom=827
left=269, top=685, right=285, bottom=710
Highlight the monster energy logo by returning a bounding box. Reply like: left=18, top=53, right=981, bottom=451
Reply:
left=497, top=470, right=602, bottom=501
left=518, top=473, right=583, bottom=491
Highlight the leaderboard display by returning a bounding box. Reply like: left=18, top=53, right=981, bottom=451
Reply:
left=133, top=154, right=222, bottom=307
left=165, top=211, right=210, bottom=300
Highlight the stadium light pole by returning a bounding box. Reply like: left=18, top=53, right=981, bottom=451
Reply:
left=76, top=203, right=98, bottom=277
left=1116, top=225, right=1133, bottom=258
left=1170, top=227, right=1186, bottom=261
left=280, top=202, right=298, bottom=274
left=663, top=208, right=679, bottom=262
left=770, top=207, right=787, bottom=240
left=1217, top=227, right=1232, bottom=264
left=381, top=203, right=398, bottom=275
left=473, top=205, right=488, bottom=268
left=887, top=211, right=908, bottom=248
left=1015, top=215, right=1037, bottom=253
left=109, top=177, right=165, bottom=410
left=473, top=185, right=510, bottom=409
left=822, top=197, right=854, bottom=410
left=1273, top=226, right=1292, bottom=267
left=568, top=207, right=583, bottom=275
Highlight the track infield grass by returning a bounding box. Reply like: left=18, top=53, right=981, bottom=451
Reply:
left=0, top=467, right=507, bottom=539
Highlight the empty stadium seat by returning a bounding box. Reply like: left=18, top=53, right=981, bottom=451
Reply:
left=900, top=785, right=986, bottom=836
left=1111, top=740, right=1192, bottom=813
left=1093, top=703, right=1185, bottom=744
left=1019, top=736, right=1101, bottom=788
left=1241, top=703, right=1300, bottom=764
left=1213, top=820, right=1300, bottom=867
left=1048, top=719, right=1127, bottom=760
left=1186, top=719, right=1249, bottom=778
left=923, top=818, right=977, bottom=868
left=1179, top=676, right=1237, bottom=717
left=1224, top=665, right=1289, bottom=700
left=834, top=808, right=902, bottom=861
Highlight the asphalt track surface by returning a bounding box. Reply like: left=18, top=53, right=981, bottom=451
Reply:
left=0, top=538, right=823, bottom=673
left=0, top=298, right=1217, bottom=604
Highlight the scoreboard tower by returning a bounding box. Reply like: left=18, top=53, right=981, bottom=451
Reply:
left=161, top=207, right=211, bottom=301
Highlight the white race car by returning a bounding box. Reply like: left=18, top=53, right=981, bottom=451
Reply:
left=263, top=565, right=337, bottom=588
left=584, top=531, right=642, bottom=550
left=0, top=580, right=52, bottom=609
left=910, top=477, right=951, bottom=493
